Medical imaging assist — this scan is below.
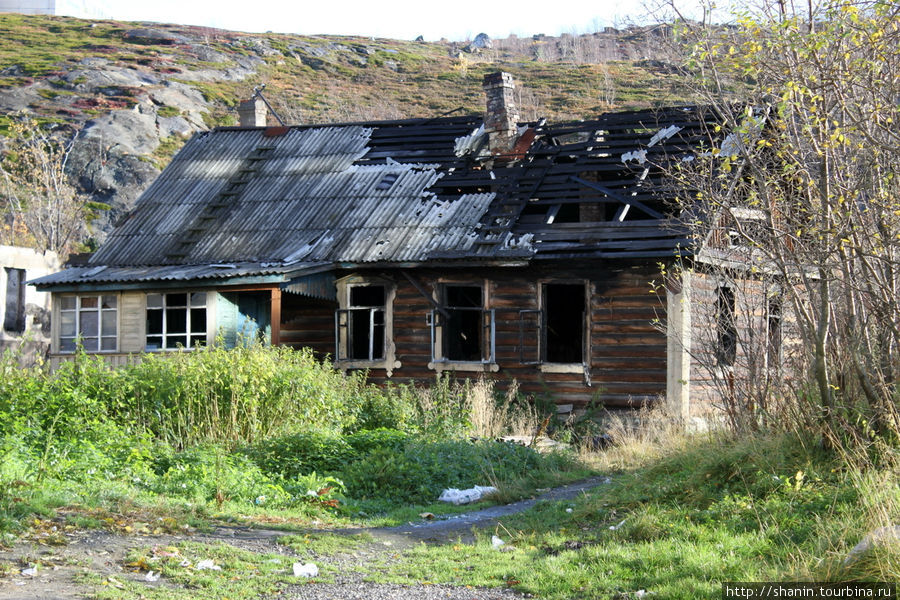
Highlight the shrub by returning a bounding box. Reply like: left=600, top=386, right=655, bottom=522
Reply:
left=151, top=445, right=289, bottom=506
left=340, top=439, right=543, bottom=504
left=241, top=431, right=356, bottom=479
left=344, top=428, right=409, bottom=454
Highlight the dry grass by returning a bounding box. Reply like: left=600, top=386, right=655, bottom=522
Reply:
left=468, top=378, right=543, bottom=439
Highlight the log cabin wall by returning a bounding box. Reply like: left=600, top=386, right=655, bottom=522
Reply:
left=294, top=262, right=669, bottom=410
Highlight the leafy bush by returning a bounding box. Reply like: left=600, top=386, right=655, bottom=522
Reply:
left=241, top=431, right=356, bottom=479
left=341, top=439, right=543, bottom=504
left=151, top=445, right=289, bottom=506
left=344, top=428, right=409, bottom=454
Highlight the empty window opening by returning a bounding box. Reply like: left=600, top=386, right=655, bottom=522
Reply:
left=3, top=267, right=26, bottom=333
left=544, top=284, right=585, bottom=363
left=146, top=292, right=207, bottom=350
left=347, top=284, right=385, bottom=360
left=716, top=286, right=737, bottom=367
left=444, top=285, right=483, bottom=361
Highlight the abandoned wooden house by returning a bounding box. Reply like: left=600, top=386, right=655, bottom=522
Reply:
left=32, top=72, right=785, bottom=421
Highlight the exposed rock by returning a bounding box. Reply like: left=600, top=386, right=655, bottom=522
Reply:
left=80, top=104, right=161, bottom=156
left=187, top=44, right=231, bottom=63
left=123, top=28, right=191, bottom=45
left=415, top=35, right=425, bottom=42
left=471, top=32, right=493, bottom=49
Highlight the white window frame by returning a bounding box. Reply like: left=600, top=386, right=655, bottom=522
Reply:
left=145, top=292, right=208, bottom=351
left=58, top=294, right=118, bottom=353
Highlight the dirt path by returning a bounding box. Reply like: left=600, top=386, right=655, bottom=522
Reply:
left=0, top=477, right=610, bottom=600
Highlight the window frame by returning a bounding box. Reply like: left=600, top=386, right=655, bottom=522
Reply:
left=57, top=293, right=119, bottom=353
left=519, top=280, right=591, bottom=376
left=715, top=284, right=737, bottom=367
left=334, top=276, right=398, bottom=374
left=429, top=280, right=497, bottom=372
left=145, top=291, right=209, bottom=352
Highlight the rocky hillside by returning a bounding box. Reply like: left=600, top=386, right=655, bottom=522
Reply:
left=0, top=13, right=693, bottom=238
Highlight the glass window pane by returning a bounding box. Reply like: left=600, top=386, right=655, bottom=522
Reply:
left=60, top=337, right=76, bottom=352
left=101, top=295, right=117, bottom=309
left=166, top=307, right=187, bottom=334
left=146, top=294, right=162, bottom=308
left=190, top=308, right=206, bottom=333
left=190, top=292, right=207, bottom=307
left=60, top=297, right=76, bottom=310
left=81, top=337, right=98, bottom=351
left=60, top=311, right=76, bottom=336
left=166, top=335, right=187, bottom=349
left=167, top=293, right=187, bottom=307
left=101, top=311, right=117, bottom=336
left=79, top=310, right=99, bottom=337
left=147, top=309, right=163, bottom=335
left=80, top=296, right=98, bottom=309
left=101, top=337, right=116, bottom=351
left=146, top=336, right=162, bottom=350
left=190, top=335, right=206, bottom=348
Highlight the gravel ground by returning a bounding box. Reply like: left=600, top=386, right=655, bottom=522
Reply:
left=0, top=477, right=609, bottom=599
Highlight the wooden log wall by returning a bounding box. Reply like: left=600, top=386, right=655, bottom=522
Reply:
left=293, top=264, right=670, bottom=410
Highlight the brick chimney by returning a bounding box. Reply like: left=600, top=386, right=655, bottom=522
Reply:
left=237, top=97, right=267, bottom=127
left=482, top=72, right=520, bottom=155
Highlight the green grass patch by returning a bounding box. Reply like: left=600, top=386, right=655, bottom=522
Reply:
left=378, top=432, right=898, bottom=599
left=85, top=541, right=314, bottom=599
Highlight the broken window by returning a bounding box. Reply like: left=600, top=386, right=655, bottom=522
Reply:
left=715, top=285, right=737, bottom=367
left=59, top=294, right=117, bottom=352
left=432, top=284, right=495, bottom=363
left=146, top=292, right=207, bottom=351
left=337, top=284, right=386, bottom=361
left=3, top=267, right=26, bottom=333
left=544, top=283, right=586, bottom=363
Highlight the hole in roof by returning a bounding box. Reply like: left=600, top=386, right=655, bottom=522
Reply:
left=376, top=173, right=399, bottom=191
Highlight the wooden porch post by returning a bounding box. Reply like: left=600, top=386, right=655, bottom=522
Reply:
left=271, top=287, right=282, bottom=345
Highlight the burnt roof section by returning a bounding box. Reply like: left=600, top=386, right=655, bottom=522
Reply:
left=34, top=107, right=719, bottom=288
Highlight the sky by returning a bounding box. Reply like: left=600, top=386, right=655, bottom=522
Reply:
left=54, top=0, right=700, bottom=41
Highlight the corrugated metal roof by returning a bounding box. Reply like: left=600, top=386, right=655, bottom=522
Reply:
left=32, top=107, right=718, bottom=289
left=31, top=262, right=328, bottom=287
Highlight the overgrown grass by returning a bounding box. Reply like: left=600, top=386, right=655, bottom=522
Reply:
left=0, top=344, right=585, bottom=541
left=378, top=429, right=899, bottom=598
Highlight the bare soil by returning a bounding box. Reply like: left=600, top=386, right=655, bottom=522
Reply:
left=0, top=477, right=609, bottom=600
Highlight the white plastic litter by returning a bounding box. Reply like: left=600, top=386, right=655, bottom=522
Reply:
left=491, top=535, right=505, bottom=549
left=196, top=559, right=222, bottom=571
left=21, top=566, right=37, bottom=577
left=438, top=485, right=498, bottom=505
left=144, top=571, right=161, bottom=582
left=293, top=562, right=319, bottom=578
left=609, top=519, right=627, bottom=531
left=565, top=508, right=573, bottom=513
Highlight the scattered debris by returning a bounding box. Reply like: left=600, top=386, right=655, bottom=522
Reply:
left=293, top=562, right=319, bottom=577
left=144, top=570, right=161, bottom=582
left=843, top=525, right=900, bottom=565
left=419, top=512, right=436, bottom=520
left=196, top=559, right=222, bottom=571
left=491, top=535, right=505, bottom=549
left=21, top=566, right=37, bottom=577
left=609, top=519, right=627, bottom=531
left=438, top=485, right=498, bottom=505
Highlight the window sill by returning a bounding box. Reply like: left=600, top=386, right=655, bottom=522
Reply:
left=428, top=361, right=500, bottom=373
left=539, top=363, right=585, bottom=374
left=335, top=359, right=402, bottom=376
